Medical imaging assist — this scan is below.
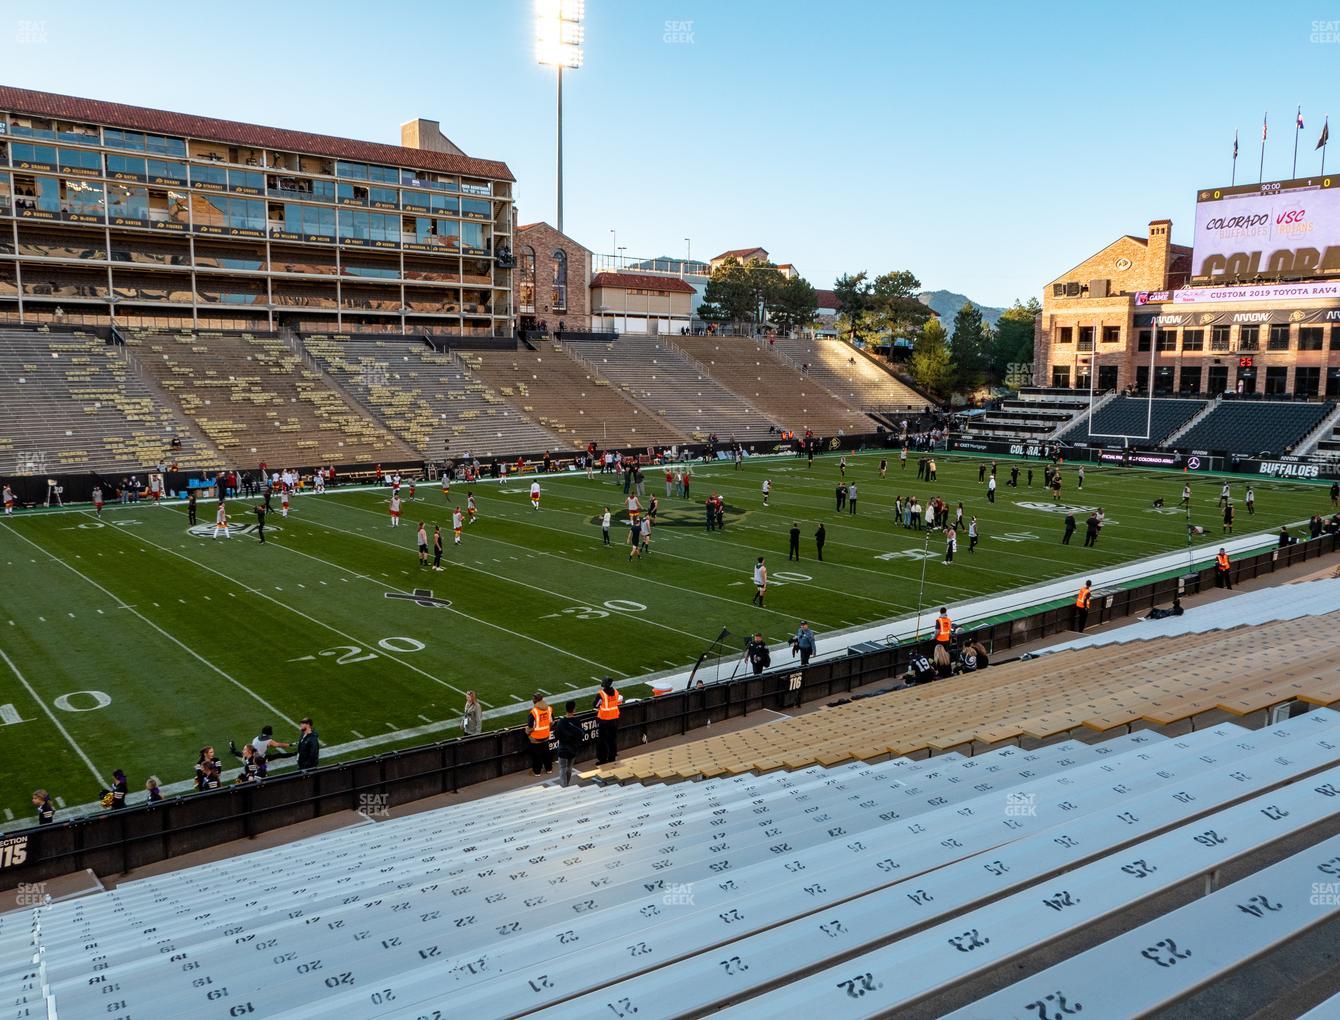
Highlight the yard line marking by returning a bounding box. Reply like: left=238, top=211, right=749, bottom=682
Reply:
left=54, top=796, right=65, bottom=808
left=38, top=616, right=46, bottom=622
left=2, top=523, right=299, bottom=726
left=418, top=714, right=432, bottom=722
left=385, top=722, right=397, bottom=729
left=0, top=647, right=105, bottom=786
left=296, top=508, right=722, bottom=645
left=350, top=729, right=364, bottom=739
left=106, top=515, right=479, bottom=704
left=566, top=683, right=579, bottom=689
left=320, top=497, right=831, bottom=627
left=2, top=809, right=11, bottom=821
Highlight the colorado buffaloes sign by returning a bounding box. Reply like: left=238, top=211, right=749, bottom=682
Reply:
left=1192, top=177, right=1340, bottom=283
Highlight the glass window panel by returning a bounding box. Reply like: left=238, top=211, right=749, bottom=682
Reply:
left=460, top=197, right=490, bottom=219
left=147, top=159, right=187, bottom=184
left=191, top=164, right=226, bottom=188
left=459, top=221, right=484, bottom=250
left=107, top=154, right=146, bottom=180
left=336, top=160, right=369, bottom=179
left=12, top=142, right=57, bottom=167
left=369, top=186, right=398, bottom=209
left=192, top=192, right=228, bottom=226
left=61, top=178, right=105, bottom=217
left=107, top=183, right=149, bottom=222
left=58, top=148, right=101, bottom=172
left=229, top=169, right=264, bottom=192
left=369, top=165, right=398, bottom=184
left=104, top=129, right=146, bottom=151
left=0, top=173, right=9, bottom=216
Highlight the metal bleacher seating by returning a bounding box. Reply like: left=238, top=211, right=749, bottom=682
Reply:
left=466, top=346, right=688, bottom=449
left=670, top=334, right=878, bottom=436
left=1172, top=398, right=1337, bottom=456
left=571, top=334, right=779, bottom=443
left=768, top=334, right=926, bottom=412
left=301, top=336, right=566, bottom=458
left=126, top=329, right=418, bottom=466
left=0, top=328, right=221, bottom=473
left=7, top=708, right=1339, bottom=1018
left=1058, top=395, right=1206, bottom=445
left=589, top=612, right=1340, bottom=783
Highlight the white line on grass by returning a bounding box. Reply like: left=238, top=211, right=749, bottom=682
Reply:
left=0, top=647, right=106, bottom=786
left=294, top=505, right=725, bottom=646
left=0, top=524, right=297, bottom=727
left=94, top=513, right=483, bottom=703
left=321, top=493, right=860, bottom=625
left=262, top=525, right=628, bottom=681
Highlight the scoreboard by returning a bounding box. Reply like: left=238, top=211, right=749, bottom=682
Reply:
left=1191, top=176, right=1340, bottom=283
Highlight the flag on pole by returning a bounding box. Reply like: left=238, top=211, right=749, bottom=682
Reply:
left=1263, top=114, right=1269, bottom=141
left=1319, top=118, right=1330, bottom=150
left=1233, top=131, right=1239, bottom=159
left=1298, top=110, right=1305, bottom=131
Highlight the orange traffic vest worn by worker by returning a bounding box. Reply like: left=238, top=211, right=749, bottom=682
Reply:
left=529, top=704, right=552, bottom=741
left=1217, top=552, right=1230, bottom=572
left=1076, top=585, right=1091, bottom=610
left=596, top=688, right=622, bottom=721
left=935, top=615, right=952, bottom=642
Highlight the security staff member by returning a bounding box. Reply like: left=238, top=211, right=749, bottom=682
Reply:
left=187, top=490, right=198, bottom=526
left=1215, top=548, right=1233, bottom=590
left=527, top=693, right=553, bottom=775
left=934, top=608, right=953, bottom=648
left=815, top=522, right=826, bottom=561
left=253, top=502, right=267, bottom=544
left=788, top=522, right=801, bottom=561
left=1074, top=579, right=1092, bottom=631
left=593, top=677, right=623, bottom=765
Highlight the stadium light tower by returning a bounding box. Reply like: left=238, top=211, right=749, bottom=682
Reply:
left=535, top=0, right=584, bottom=235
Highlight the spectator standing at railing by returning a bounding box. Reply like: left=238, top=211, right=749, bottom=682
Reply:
left=32, top=789, right=55, bottom=825
left=296, top=718, right=320, bottom=769
left=462, top=691, right=482, bottom=736
left=792, top=621, right=817, bottom=666
left=553, top=702, right=584, bottom=787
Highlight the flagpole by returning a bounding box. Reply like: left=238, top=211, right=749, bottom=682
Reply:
left=1232, top=130, right=1238, bottom=186
left=1292, top=106, right=1301, bottom=178
left=1259, top=113, right=1267, bottom=184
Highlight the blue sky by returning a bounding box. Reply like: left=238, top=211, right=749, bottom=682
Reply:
left=6, top=1, right=1339, bottom=306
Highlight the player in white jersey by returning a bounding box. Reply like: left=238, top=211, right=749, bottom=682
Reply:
left=452, top=507, right=463, bottom=544
left=389, top=494, right=401, bottom=526
left=761, top=478, right=771, bottom=507
left=530, top=480, right=541, bottom=510
left=466, top=492, right=477, bottom=522
left=625, top=493, right=640, bottom=522
left=2, top=485, right=13, bottom=515
left=213, top=501, right=231, bottom=539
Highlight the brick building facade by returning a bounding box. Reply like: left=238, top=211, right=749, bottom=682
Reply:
left=515, top=221, right=590, bottom=332
left=1037, top=219, right=1340, bottom=397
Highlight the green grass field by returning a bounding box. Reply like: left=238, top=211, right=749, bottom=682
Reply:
left=0, top=451, right=1329, bottom=825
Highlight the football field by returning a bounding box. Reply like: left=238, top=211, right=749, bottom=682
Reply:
left=0, top=451, right=1328, bottom=824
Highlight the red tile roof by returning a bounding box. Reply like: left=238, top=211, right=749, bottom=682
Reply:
left=815, top=288, right=840, bottom=309
left=0, top=85, right=514, bottom=182
left=712, top=246, right=768, bottom=261
left=590, top=272, right=695, bottom=294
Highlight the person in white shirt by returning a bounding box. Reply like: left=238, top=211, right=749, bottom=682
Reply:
left=213, top=501, right=230, bottom=539
left=451, top=507, right=463, bottom=544
left=968, top=516, right=979, bottom=554
left=1181, top=483, right=1192, bottom=508
left=280, top=488, right=290, bottom=518
left=1219, top=482, right=1231, bottom=508
left=601, top=506, right=611, bottom=546
left=530, top=480, right=541, bottom=510
left=752, top=556, right=767, bottom=606
left=761, top=478, right=771, bottom=507
left=1077, top=466, right=1085, bottom=491
left=313, top=471, right=324, bottom=494
left=1245, top=485, right=1256, bottom=515
left=389, top=494, right=401, bottom=526
left=987, top=474, right=997, bottom=503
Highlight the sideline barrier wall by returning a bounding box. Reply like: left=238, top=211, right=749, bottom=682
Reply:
left=2, top=532, right=1333, bottom=891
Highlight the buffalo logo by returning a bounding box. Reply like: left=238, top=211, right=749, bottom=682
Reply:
left=385, top=588, right=452, bottom=609
left=188, top=523, right=277, bottom=538
left=1199, top=313, right=1216, bottom=325
left=1290, top=309, right=1306, bottom=322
